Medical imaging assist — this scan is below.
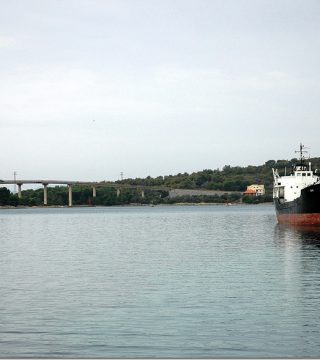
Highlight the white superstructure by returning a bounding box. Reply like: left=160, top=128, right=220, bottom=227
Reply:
left=273, top=162, right=320, bottom=203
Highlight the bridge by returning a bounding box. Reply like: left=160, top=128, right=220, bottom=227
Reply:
left=0, top=179, right=238, bottom=207
left=0, top=179, right=172, bottom=206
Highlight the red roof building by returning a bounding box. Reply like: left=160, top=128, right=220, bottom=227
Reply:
left=243, top=188, right=257, bottom=196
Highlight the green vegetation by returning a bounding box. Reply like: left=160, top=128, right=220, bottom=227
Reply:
left=0, top=186, right=170, bottom=207
left=115, top=156, right=320, bottom=195
left=1, top=157, right=319, bottom=207
left=0, top=187, right=19, bottom=206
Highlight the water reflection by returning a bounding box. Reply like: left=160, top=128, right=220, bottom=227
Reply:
left=273, top=223, right=320, bottom=349
left=274, top=223, right=320, bottom=249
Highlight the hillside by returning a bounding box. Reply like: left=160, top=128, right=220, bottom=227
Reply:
left=2, top=157, right=320, bottom=207
left=116, top=157, right=320, bottom=195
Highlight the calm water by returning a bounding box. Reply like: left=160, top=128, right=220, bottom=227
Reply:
left=1, top=204, right=320, bottom=358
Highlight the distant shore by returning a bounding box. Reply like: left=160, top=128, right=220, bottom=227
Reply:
left=0, top=202, right=273, bottom=210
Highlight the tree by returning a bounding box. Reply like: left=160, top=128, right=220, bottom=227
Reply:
left=0, top=187, right=10, bottom=205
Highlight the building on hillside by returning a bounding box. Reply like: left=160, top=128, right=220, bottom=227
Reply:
left=243, top=188, right=257, bottom=197
left=243, top=184, right=265, bottom=197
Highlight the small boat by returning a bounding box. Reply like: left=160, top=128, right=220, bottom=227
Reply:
left=272, top=143, right=320, bottom=225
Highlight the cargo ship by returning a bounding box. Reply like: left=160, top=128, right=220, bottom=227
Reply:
left=273, top=144, right=320, bottom=225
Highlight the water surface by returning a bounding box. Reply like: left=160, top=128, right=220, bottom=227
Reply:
left=1, top=204, right=320, bottom=357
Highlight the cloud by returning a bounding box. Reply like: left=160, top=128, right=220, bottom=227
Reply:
left=0, top=65, right=183, bottom=129
left=154, top=66, right=302, bottom=93
left=0, top=63, right=310, bottom=133
left=0, top=35, right=15, bottom=48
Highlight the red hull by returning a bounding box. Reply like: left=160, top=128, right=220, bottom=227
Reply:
left=277, top=213, right=320, bottom=226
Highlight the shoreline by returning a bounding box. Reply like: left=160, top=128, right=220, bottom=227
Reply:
left=0, top=202, right=273, bottom=210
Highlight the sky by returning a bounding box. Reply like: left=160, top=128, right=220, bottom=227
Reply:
left=1, top=0, right=320, bottom=183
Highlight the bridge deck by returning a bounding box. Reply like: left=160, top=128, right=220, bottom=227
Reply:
left=0, top=180, right=171, bottom=191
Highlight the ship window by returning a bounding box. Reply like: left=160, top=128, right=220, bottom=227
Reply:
left=307, top=173, right=311, bottom=176
left=296, top=186, right=299, bottom=188
left=302, top=173, right=306, bottom=176
left=279, top=187, right=284, bottom=198
left=297, top=173, right=301, bottom=176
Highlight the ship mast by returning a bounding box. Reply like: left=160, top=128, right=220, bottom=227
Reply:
left=295, top=143, right=308, bottom=168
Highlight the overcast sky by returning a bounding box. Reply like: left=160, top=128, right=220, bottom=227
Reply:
left=1, top=0, right=320, bottom=182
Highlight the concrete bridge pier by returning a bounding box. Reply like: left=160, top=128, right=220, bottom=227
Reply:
left=68, top=185, right=73, bottom=207
left=17, top=183, right=22, bottom=199
left=43, top=183, right=48, bottom=205
left=92, top=186, right=96, bottom=198
left=117, top=188, right=120, bottom=198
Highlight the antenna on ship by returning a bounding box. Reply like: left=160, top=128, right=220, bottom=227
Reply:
left=295, top=143, right=308, bottom=165
left=295, top=143, right=308, bottom=170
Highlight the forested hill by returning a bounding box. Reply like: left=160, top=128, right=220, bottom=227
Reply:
left=2, top=157, right=320, bottom=207
left=116, top=157, right=320, bottom=194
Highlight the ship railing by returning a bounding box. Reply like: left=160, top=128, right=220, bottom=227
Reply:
left=272, top=168, right=280, bottom=181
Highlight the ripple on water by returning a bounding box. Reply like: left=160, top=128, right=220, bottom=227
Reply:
left=1, top=204, right=320, bottom=357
